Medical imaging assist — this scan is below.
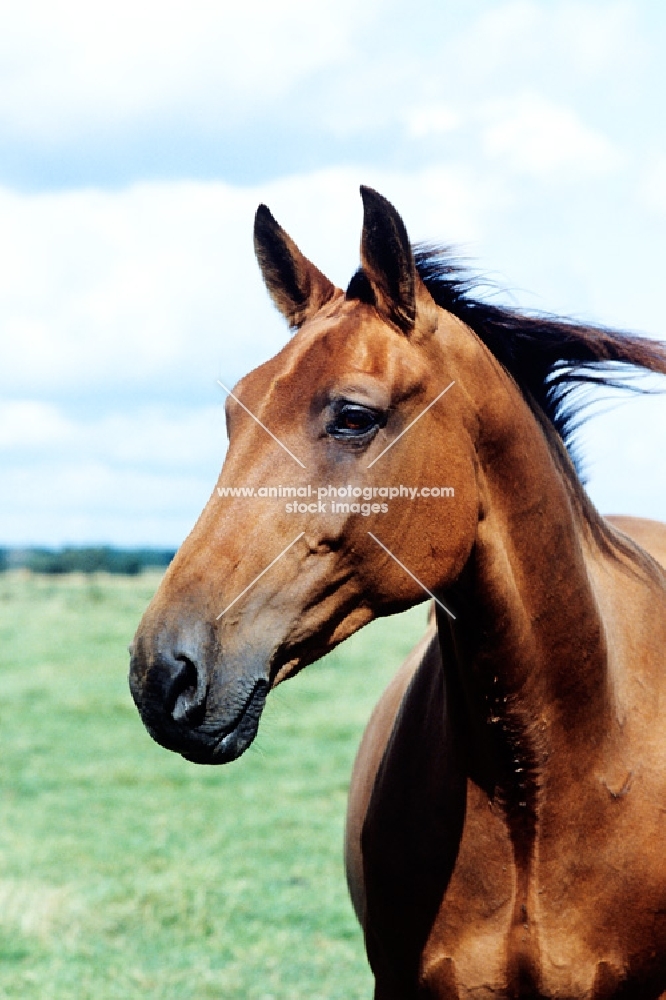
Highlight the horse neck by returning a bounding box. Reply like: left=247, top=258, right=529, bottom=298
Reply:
left=440, top=352, right=615, bottom=800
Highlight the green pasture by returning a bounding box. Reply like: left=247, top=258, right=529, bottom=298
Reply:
left=0, top=571, right=426, bottom=999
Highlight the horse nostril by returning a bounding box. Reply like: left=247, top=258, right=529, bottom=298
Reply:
left=169, top=655, right=206, bottom=724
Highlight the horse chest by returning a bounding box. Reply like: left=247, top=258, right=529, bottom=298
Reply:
left=420, top=778, right=666, bottom=999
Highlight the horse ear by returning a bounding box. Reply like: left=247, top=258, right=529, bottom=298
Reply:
left=358, top=186, right=416, bottom=335
left=254, top=205, right=337, bottom=329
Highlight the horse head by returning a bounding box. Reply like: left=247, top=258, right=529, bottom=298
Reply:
left=129, top=187, right=480, bottom=764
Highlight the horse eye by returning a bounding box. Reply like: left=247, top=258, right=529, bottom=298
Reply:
left=327, top=403, right=382, bottom=440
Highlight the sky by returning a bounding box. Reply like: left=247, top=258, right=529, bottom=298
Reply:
left=1, top=0, right=666, bottom=546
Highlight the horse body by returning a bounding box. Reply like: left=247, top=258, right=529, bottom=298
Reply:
left=129, top=187, right=666, bottom=998
left=347, top=508, right=666, bottom=998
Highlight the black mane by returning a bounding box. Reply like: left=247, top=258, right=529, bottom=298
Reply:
left=413, top=244, right=666, bottom=477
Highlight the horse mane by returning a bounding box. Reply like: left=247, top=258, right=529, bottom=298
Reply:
left=348, top=245, right=666, bottom=570
left=416, top=245, right=666, bottom=570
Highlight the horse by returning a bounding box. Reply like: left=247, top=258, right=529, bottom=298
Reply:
left=129, top=186, right=666, bottom=999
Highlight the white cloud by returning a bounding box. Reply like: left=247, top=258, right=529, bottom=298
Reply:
left=0, top=0, right=378, bottom=139
left=0, top=401, right=227, bottom=544
left=0, top=462, right=213, bottom=546
left=544, top=2, right=642, bottom=79
left=481, top=94, right=622, bottom=177
left=0, top=180, right=275, bottom=396
left=0, top=401, right=226, bottom=469
left=640, top=157, right=666, bottom=214
left=0, top=0, right=644, bottom=164
left=456, top=1, right=640, bottom=87
left=403, top=106, right=460, bottom=140
left=0, top=401, right=72, bottom=450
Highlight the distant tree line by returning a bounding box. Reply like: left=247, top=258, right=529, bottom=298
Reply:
left=0, top=547, right=176, bottom=575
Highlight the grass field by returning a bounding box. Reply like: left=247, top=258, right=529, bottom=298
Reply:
left=0, top=571, right=427, bottom=999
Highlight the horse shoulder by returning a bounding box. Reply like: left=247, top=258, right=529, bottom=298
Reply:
left=345, top=623, right=435, bottom=928
left=345, top=619, right=467, bottom=996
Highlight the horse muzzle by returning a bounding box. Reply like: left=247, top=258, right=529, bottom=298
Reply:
left=128, top=620, right=270, bottom=765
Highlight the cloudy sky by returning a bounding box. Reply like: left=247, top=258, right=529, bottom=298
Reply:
left=2, top=0, right=666, bottom=546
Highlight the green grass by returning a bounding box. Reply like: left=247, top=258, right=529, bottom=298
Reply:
left=0, top=571, right=427, bottom=999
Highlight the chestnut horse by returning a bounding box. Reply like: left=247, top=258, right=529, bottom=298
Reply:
left=129, top=187, right=666, bottom=998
